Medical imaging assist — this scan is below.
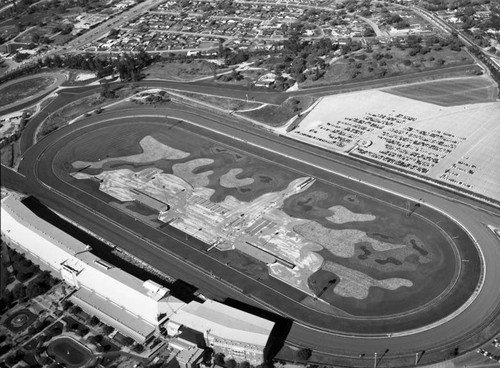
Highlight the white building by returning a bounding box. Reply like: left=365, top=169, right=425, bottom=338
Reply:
left=168, top=300, right=275, bottom=364
left=0, top=196, right=185, bottom=342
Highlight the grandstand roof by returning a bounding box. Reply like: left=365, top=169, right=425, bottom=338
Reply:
left=170, top=300, right=274, bottom=347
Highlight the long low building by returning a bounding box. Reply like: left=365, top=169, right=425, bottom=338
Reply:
left=1, top=195, right=185, bottom=342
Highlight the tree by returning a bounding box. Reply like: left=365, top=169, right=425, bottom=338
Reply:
left=103, top=325, right=114, bottom=335
left=226, top=359, right=237, bottom=368
left=122, top=336, right=134, bottom=346
left=297, top=348, right=312, bottom=361
left=5, top=351, right=24, bottom=366
left=133, top=343, right=144, bottom=353
left=76, top=326, right=89, bottom=336
left=70, top=305, right=82, bottom=314
left=89, top=316, right=100, bottom=326
left=214, top=352, right=225, bottom=366
left=67, top=322, right=79, bottom=331
left=62, top=300, right=73, bottom=310
left=26, top=283, right=43, bottom=298
left=11, top=283, right=26, bottom=300
left=47, top=326, right=62, bottom=337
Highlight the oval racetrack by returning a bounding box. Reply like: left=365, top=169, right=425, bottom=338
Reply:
left=15, top=104, right=500, bottom=367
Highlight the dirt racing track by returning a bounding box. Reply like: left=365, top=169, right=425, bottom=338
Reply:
left=17, top=105, right=500, bottom=367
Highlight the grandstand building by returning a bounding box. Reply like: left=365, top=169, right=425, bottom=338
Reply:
left=0, top=196, right=186, bottom=342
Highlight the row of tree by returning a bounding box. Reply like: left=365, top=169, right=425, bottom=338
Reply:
left=40, top=50, right=157, bottom=81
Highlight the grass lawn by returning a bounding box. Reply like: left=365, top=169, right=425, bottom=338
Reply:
left=301, top=46, right=474, bottom=87
left=172, top=91, right=263, bottom=111
left=13, top=27, right=39, bottom=43
left=38, top=93, right=103, bottom=138
left=38, top=87, right=137, bottom=139
left=385, top=76, right=498, bottom=106
left=0, top=77, right=55, bottom=106
left=0, top=141, right=21, bottom=168
left=210, top=69, right=264, bottom=87
left=238, top=96, right=316, bottom=127
left=145, top=60, right=216, bottom=81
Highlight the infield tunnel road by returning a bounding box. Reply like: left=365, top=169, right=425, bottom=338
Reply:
left=11, top=105, right=500, bottom=366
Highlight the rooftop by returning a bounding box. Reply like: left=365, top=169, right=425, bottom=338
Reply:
left=170, top=300, right=274, bottom=347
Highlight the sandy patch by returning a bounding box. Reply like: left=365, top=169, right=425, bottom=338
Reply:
left=72, top=168, right=193, bottom=203
left=172, top=158, right=214, bottom=188
left=326, top=205, right=376, bottom=224
left=323, top=261, right=413, bottom=299
left=72, top=136, right=189, bottom=169
left=75, top=72, right=96, bottom=81
left=294, top=221, right=405, bottom=258
left=269, top=251, right=324, bottom=294
left=219, top=168, right=254, bottom=188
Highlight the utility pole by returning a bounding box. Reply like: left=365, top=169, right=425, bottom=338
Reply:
left=374, top=352, right=377, bottom=368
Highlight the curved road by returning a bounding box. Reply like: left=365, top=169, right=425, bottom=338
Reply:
left=7, top=102, right=500, bottom=366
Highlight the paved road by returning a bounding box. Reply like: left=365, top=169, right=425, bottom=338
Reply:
left=6, top=102, right=500, bottom=366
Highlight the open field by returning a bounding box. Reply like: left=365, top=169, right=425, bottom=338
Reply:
left=38, top=87, right=137, bottom=139
left=0, top=76, right=55, bottom=106
left=386, top=76, right=499, bottom=106
left=238, top=96, right=316, bottom=127
left=0, top=140, right=21, bottom=168
left=283, top=79, right=500, bottom=203
left=172, top=91, right=263, bottom=111
left=52, top=121, right=478, bottom=319
left=145, top=60, right=215, bottom=81
left=300, top=46, right=475, bottom=87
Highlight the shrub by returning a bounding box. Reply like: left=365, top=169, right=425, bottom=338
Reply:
left=297, top=348, right=312, bottom=361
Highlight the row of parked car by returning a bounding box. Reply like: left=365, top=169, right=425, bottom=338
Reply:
left=477, top=338, right=500, bottom=362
